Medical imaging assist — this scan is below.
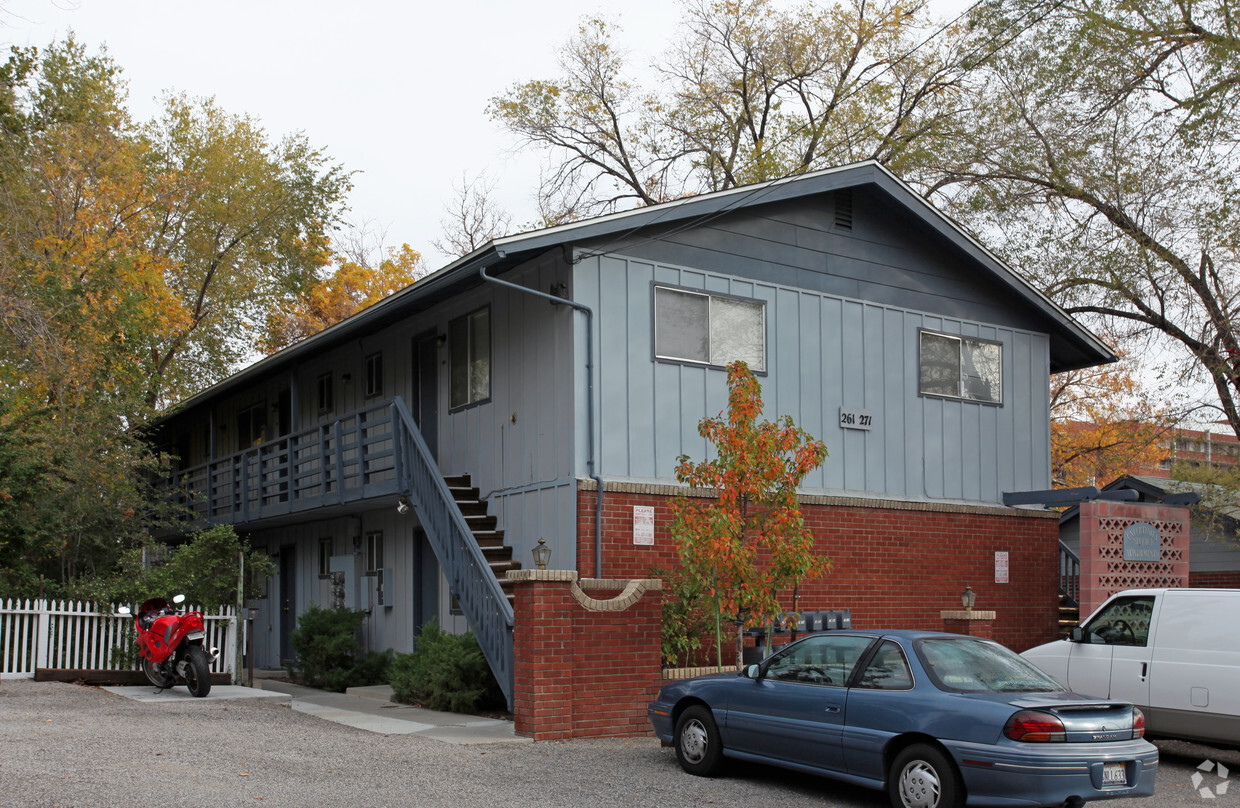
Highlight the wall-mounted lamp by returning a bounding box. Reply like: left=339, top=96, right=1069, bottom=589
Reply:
left=961, top=585, right=976, bottom=611
left=435, top=333, right=447, bottom=347
left=532, top=538, right=551, bottom=570
left=341, top=372, right=352, bottom=383
left=396, top=495, right=411, bottom=515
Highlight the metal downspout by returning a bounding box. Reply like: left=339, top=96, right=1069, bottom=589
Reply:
left=478, top=264, right=605, bottom=577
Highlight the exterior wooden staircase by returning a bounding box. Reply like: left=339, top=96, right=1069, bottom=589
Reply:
left=1057, top=594, right=1080, bottom=639
left=444, top=474, right=520, bottom=604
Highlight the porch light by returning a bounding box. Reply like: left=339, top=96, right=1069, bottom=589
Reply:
left=961, top=585, right=976, bottom=611
left=396, top=495, right=411, bottom=515
left=532, top=538, right=551, bottom=570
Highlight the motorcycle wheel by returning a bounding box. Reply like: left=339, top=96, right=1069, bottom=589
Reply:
left=183, top=645, right=212, bottom=698
left=142, top=657, right=174, bottom=689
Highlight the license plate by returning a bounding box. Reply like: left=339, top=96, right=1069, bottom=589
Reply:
left=1102, top=762, right=1128, bottom=786
left=187, top=631, right=205, bottom=641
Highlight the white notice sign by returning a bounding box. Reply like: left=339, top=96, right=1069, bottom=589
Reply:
left=995, top=551, right=1010, bottom=584
left=633, top=506, right=655, bottom=546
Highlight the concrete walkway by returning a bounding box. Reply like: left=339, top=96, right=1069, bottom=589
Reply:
left=104, top=674, right=527, bottom=745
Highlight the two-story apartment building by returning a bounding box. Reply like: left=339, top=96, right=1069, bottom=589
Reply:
left=157, top=161, right=1115, bottom=703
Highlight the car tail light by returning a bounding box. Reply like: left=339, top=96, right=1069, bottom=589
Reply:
left=1132, top=707, right=1145, bottom=739
left=1004, top=710, right=1067, bottom=742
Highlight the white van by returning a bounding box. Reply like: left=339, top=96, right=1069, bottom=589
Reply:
left=1022, top=588, right=1240, bottom=747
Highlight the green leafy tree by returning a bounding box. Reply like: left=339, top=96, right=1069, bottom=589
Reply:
left=934, top=0, right=1240, bottom=441
left=670, top=361, right=830, bottom=669
left=0, top=39, right=350, bottom=590
left=70, top=524, right=274, bottom=609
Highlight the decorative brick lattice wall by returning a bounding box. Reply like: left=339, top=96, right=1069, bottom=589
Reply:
left=1078, top=501, right=1190, bottom=617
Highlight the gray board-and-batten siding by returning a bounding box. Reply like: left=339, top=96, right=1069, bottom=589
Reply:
left=572, top=188, right=1052, bottom=505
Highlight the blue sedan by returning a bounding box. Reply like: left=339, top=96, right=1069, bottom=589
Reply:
left=648, top=630, right=1157, bottom=808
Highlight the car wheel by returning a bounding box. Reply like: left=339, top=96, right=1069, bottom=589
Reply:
left=674, top=705, right=724, bottom=776
left=889, top=743, right=962, bottom=808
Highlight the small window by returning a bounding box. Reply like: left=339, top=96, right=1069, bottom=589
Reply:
left=858, top=640, right=913, bottom=690
left=1081, top=596, right=1155, bottom=647
left=450, top=308, right=491, bottom=409
left=654, top=285, right=765, bottom=372
left=763, top=634, right=874, bottom=686
left=365, top=531, right=383, bottom=575
left=365, top=353, right=383, bottom=398
left=317, top=373, right=334, bottom=413
left=318, top=537, right=332, bottom=577
left=919, top=331, right=1002, bottom=404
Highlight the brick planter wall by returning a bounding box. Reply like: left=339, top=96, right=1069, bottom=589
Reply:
left=576, top=482, right=1061, bottom=652
left=508, top=570, right=664, bottom=741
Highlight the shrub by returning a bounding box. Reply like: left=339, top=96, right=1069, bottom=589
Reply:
left=289, top=605, right=391, bottom=691
left=389, top=621, right=504, bottom=714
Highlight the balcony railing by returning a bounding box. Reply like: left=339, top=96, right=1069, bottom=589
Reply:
left=172, top=401, right=402, bottom=524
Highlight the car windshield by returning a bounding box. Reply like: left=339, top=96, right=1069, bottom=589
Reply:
left=916, top=637, right=1065, bottom=693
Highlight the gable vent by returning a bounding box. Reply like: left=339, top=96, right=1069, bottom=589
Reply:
left=833, top=189, right=854, bottom=231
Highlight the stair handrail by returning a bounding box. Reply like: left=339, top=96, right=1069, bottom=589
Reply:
left=1058, top=541, right=1080, bottom=608
left=390, top=397, right=515, bottom=707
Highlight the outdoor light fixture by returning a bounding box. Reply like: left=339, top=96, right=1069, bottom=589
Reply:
left=396, top=496, right=411, bottom=515
left=532, top=538, right=551, bottom=570
left=961, top=585, right=976, bottom=611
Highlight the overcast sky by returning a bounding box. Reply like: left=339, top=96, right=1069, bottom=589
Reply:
left=1, top=0, right=687, bottom=268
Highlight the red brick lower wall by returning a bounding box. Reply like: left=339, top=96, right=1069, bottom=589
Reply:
left=511, top=572, right=664, bottom=741
left=576, top=485, right=1061, bottom=652
left=1190, top=571, right=1240, bottom=589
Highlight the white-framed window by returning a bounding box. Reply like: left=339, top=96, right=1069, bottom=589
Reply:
left=365, top=531, right=383, bottom=575
left=365, top=353, right=383, bottom=398
left=450, top=308, right=491, bottom=409
left=919, top=330, right=1002, bottom=404
left=653, top=285, right=766, bottom=372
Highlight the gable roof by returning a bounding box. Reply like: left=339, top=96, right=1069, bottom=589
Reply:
left=170, top=160, right=1115, bottom=414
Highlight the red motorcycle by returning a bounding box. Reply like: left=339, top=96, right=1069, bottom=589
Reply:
left=118, top=594, right=216, bottom=697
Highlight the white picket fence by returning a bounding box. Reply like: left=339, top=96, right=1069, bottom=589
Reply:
left=0, top=599, right=237, bottom=680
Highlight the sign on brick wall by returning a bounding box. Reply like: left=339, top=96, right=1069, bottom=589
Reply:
left=633, top=506, right=655, bottom=546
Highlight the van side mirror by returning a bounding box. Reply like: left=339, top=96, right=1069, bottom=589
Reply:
left=1070, top=626, right=1085, bottom=642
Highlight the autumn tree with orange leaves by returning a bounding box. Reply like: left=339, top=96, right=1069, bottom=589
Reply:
left=670, top=361, right=830, bottom=670
left=1049, top=349, right=1174, bottom=488
left=260, top=244, right=425, bottom=353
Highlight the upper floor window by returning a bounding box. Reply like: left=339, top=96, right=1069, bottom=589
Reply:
left=317, top=373, right=334, bottom=413
left=653, top=285, right=766, bottom=372
left=237, top=401, right=267, bottom=447
left=450, top=308, right=491, bottom=409
left=919, top=331, right=1002, bottom=405
left=365, top=353, right=383, bottom=398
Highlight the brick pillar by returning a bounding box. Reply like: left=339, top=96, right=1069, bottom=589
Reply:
left=508, top=569, right=664, bottom=741
left=941, top=609, right=996, bottom=639
left=1078, top=501, right=1190, bottom=617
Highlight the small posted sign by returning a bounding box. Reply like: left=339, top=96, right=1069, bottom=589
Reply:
left=633, top=505, right=655, bottom=546
left=995, top=551, right=1010, bottom=584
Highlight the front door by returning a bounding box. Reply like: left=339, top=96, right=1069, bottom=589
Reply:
left=414, top=334, right=440, bottom=461
left=279, top=546, right=296, bottom=665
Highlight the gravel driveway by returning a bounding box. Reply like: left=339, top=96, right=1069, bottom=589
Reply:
left=2, top=679, right=1235, bottom=808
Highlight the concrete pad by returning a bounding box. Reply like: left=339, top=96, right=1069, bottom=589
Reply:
left=290, top=699, right=435, bottom=734
left=101, top=685, right=291, bottom=704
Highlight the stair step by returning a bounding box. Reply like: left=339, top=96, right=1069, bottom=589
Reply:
left=442, top=474, right=472, bottom=488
